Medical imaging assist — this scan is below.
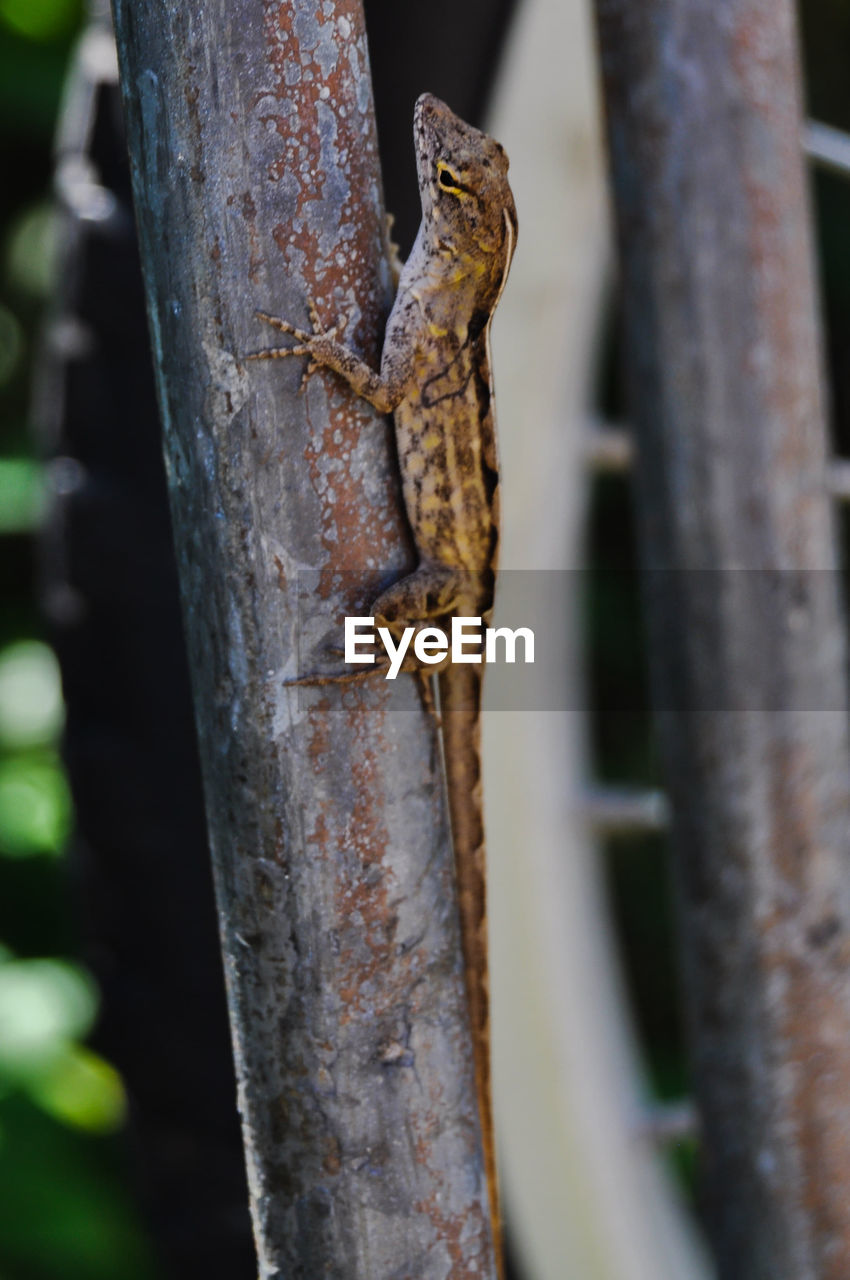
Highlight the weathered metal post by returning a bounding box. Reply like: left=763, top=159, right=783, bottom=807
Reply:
left=593, top=1, right=850, bottom=1277
left=109, top=0, right=496, bottom=1274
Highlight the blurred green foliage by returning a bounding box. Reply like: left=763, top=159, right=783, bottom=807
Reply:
left=0, top=0, right=82, bottom=42
left=0, top=1, right=83, bottom=140
left=0, top=633, right=158, bottom=1276
left=0, top=1, right=159, bottom=1275
left=0, top=460, right=45, bottom=533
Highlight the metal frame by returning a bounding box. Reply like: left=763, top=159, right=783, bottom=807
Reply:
left=585, top=117, right=850, bottom=1149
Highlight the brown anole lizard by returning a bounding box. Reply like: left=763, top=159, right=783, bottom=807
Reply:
left=249, top=92, right=517, bottom=1274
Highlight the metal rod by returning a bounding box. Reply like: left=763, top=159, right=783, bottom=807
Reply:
left=584, top=419, right=635, bottom=473
left=827, top=458, right=850, bottom=500
left=593, top=1, right=850, bottom=1276
left=581, top=784, right=670, bottom=835
left=634, top=1099, right=699, bottom=1145
left=805, top=119, right=850, bottom=179
left=109, top=1, right=495, bottom=1273
left=586, top=420, right=850, bottom=507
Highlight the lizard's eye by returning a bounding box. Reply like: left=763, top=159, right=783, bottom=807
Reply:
left=436, top=161, right=473, bottom=196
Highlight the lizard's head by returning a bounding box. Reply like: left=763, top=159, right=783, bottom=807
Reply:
left=414, top=93, right=517, bottom=276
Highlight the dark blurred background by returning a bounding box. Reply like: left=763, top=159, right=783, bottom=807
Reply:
left=0, top=1, right=162, bottom=1275
left=0, top=0, right=848, bottom=1275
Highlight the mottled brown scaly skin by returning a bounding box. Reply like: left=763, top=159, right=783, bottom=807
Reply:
left=251, top=93, right=516, bottom=1274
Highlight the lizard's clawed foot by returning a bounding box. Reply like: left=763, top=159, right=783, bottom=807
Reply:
left=298, top=358, right=319, bottom=395
left=246, top=302, right=339, bottom=381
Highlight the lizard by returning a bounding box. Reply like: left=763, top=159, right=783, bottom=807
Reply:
left=249, top=92, right=517, bottom=1275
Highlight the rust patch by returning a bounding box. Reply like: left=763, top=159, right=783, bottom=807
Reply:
left=273, top=815, right=286, bottom=865
left=305, top=699, right=404, bottom=1020
left=322, top=1135, right=342, bottom=1176
left=251, top=0, right=406, bottom=587
left=412, top=1130, right=492, bottom=1277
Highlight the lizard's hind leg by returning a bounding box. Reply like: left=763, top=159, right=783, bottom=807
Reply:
left=370, top=564, right=464, bottom=725
left=371, top=563, right=462, bottom=627
left=283, top=653, right=392, bottom=688
left=285, top=564, right=464, bottom=710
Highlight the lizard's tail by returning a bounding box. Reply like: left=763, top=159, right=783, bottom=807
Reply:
left=438, top=665, right=503, bottom=1278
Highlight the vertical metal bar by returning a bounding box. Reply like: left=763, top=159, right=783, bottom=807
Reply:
left=593, top=2, right=850, bottom=1277
left=109, top=1, right=495, bottom=1274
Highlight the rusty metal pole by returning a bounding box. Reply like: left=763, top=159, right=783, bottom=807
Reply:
left=593, top=2, right=850, bottom=1278
left=109, top=1, right=496, bottom=1275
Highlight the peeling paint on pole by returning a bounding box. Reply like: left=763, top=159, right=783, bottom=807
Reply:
left=109, top=0, right=495, bottom=1274
left=593, top=1, right=850, bottom=1277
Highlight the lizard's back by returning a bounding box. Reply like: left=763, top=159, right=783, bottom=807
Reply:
left=392, top=304, right=500, bottom=578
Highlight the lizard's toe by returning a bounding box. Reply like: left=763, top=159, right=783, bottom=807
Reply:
left=298, top=358, right=320, bottom=393
left=306, top=299, right=342, bottom=343
left=246, top=347, right=295, bottom=361
left=256, top=311, right=309, bottom=341
left=307, top=297, right=324, bottom=335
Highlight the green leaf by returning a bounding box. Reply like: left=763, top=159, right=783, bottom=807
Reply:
left=29, top=1043, right=127, bottom=1134
left=0, top=755, right=71, bottom=857
left=0, top=1096, right=159, bottom=1279
left=0, top=641, right=63, bottom=746
left=5, top=202, right=58, bottom=297
left=0, top=957, right=97, bottom=1079
left=0, top=459, right=45, bottom=533
left=0, top=0, right=82, bottom=41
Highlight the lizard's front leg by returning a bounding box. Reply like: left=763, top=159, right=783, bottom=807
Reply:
left=248, top=300, right=407, bottom=414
